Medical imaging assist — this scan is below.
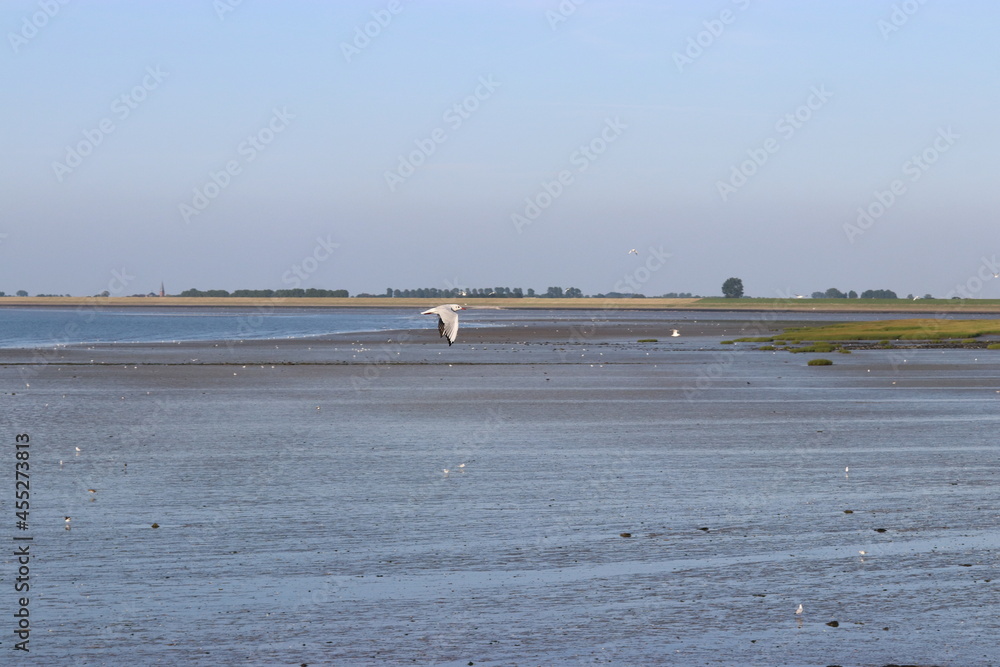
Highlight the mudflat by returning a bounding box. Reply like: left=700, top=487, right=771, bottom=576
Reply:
left=3, top=314, right=998, bottom=665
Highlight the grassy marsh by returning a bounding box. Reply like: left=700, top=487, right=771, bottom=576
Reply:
left=736, top=318, right=1000, bottom=349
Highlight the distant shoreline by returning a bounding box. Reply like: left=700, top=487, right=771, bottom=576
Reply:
left=2, top=295, right=1000, bottom=314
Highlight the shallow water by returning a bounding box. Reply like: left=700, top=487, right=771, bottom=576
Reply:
left=2, top=327, right=998, bottom=665
left=3, top=304, right=994, bottom=348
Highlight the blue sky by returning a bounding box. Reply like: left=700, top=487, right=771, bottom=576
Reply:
left=2, top=0, right=998, bottom=298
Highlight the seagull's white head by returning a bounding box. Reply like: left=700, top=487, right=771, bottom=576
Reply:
left=446, top=304, right=466, bottom=312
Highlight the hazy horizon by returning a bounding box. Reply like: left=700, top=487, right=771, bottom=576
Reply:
left=3, top=1, right=998, bottom=300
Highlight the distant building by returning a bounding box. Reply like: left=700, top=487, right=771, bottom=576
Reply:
left=160, top=282, right=165, bottom=297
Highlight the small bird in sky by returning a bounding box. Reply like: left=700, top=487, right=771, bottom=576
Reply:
left=628, top=248, right=639, bottom=255
left=421, top=304, right=465, bottom=345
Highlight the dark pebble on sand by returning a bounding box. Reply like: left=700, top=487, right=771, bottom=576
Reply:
left=619, top=533, right=632, bottom=538
left=826, top=620, right=839, bottom=627
left=151, top=523, right=159, bottom=528
left=874, top=528, right=887, bottom=533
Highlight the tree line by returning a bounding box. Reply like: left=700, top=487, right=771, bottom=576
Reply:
left=723, top=278, right=920, bottom=300
left=3, top=286, right=700, bottom=299
left=179, top=288, right=349, bottom=298
left=809, top=288, right=902, bottom=299
left=356, top=287, right=698, bottom=298
left=360, top=287, right=576, bottom=298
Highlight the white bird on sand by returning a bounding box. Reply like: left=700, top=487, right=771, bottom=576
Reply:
left=795, top=604, right=803, bottom=615
left=421, top=304, right=465, bottom=346
left=671, top=329, right=680, bottom=337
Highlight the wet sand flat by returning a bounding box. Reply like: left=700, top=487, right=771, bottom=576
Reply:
left=2, top=318, right=999, bottom=665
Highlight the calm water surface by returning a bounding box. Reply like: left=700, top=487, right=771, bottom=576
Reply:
left=1, top=305, right=991, bottom=348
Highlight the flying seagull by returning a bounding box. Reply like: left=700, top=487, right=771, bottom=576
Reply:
left=628, top=248, right=639, bottom=255
left=421, top=304, right=465, bottom=345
